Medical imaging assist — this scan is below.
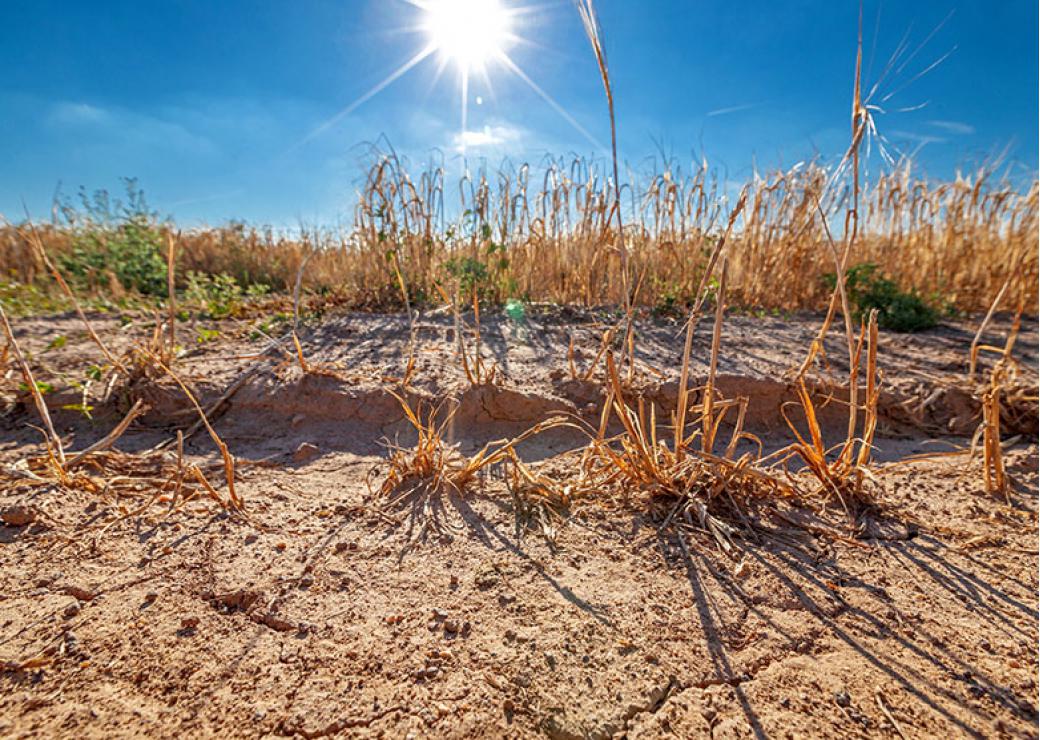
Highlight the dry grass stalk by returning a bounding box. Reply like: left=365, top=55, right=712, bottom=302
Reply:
left=440, top=280, right=495, bottom=387
left=133, top=346, right=240, bottom=510
left=2, top=416, right=229, bottom=525
left=981, top=379, right=1007, bottom=500
left=674, top=192, right=747, bottom=456
left=796, top=14, right=873, bottom=383
left=969, top=272, right=1025, bottom=381
left=504, top=450, right=574, bottom=548
left=971, top=302, right=1025, bottom=500
left=701, top=258, right=728, bottom=454
left=575, top=0, right=637, bottom=372
left=780, top=311, right=882, bottom=512
left=567, top=328, right=614, bottom=382
left=290, top=251, right=314, bottom=374
left=0, top=303, right=65, bottom=467
left=165, top=231, right=177, bottom=356
left=66, top=399, right=147, bottom=469
left=388, top=249, right=418, bottom=384
left=158, top=365, right=262, bottom=450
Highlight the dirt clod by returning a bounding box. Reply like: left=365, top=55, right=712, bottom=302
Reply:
left=1, top=505, right=37, bottom=527
left=293, top=442, right=320, bottom=462
left=61, top=585, right=96, bottom=602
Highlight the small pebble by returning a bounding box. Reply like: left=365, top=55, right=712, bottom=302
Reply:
left=63, top=585, right=96, bottom=602
left=1, top=505, right=36, bottom=527
left=293, top=442, right=320, bottom=462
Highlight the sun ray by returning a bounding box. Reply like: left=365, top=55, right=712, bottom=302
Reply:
left=289, top=42, right=437, bottom=152
left=495, top=50, right=606, bottom=153
left=460, top=66, right=470, bottom=153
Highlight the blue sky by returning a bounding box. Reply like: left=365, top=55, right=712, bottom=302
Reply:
left=1, top=0, right=1036, bottom=227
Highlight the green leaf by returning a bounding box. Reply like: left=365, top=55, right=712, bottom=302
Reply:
left=19, top=381, right=55, bottom=395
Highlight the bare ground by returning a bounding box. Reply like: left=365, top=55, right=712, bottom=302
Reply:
left=0, top=307, right=1037, bottom=739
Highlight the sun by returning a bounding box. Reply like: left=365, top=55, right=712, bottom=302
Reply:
left=294, top=0, right=603, bottom=155
left=421, top=0, right=512, bottom=70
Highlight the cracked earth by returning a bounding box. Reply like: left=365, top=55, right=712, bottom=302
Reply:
left=1, top=309, right=1037, bottom=738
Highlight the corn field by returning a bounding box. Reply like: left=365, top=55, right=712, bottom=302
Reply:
left=1, top=155, right=1036, bottom=314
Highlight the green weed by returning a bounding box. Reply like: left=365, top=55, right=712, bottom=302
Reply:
left=58, top=179, right=168, bottom=295
left=185, top=271, right=268, bottom=319
left=826, top=263, right=940, bottom=332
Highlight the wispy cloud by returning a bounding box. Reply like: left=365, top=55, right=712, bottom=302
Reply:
left=46, top=102, right=112, bottom=126
left=166, top=188, right=245, bottom=210
left=927, top=119, right=975, bottom=135
left=451, top=123, right=526, bottom=153
left=891, top=130, right=946, bottom=146
left=45, top=100, right=216, bottom=155
left=706, top=102, right=760, bottom=118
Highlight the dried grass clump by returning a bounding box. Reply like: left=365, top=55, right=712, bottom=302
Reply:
left=504, top=451, right=577, bottom=549
left=778, top=313, right=884, bottom=513
left=0, top=394, right=234, bottom=530
left=580, top=350, right=795, bottom=552
left=573, top=255, right=795, bottom=550
left=1, top=249, right=241, bottom=514
left=374, top=393, right=570, bottom=534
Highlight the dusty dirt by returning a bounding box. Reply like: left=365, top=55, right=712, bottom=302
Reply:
left=1, top=306, right=1037, bottom=739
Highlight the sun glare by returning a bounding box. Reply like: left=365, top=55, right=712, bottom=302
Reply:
left=422, top=0, right=512, bottom=70
left=295, top=0, right=604, bottom=155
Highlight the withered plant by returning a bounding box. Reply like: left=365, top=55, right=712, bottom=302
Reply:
left=374, top=392, right=571, bottom=537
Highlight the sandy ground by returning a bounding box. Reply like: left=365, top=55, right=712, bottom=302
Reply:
left=0, top=306, right=1037, bottom=738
